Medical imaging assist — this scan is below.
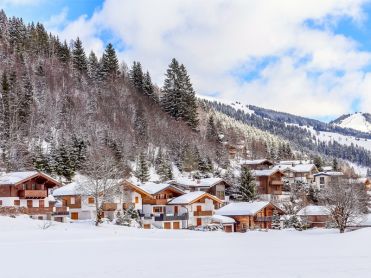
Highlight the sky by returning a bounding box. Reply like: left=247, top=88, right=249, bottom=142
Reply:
left=1, top=0, right=371, bottom=122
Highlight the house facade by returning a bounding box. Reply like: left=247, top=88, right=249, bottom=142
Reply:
left=313, top=171, right=344, bottom=190
left=252, top=169, right=285, bottom=200
left=53, top=179, right=122, bottom=221
left=0, top=171, right=68, bottom=222
left=273, top=164, right=319, bottom=185
left=297, top=205, right=331, bottom=228
left=241, top=159, right=274, bottom=170
left=215, top=201, right=285, bottom=232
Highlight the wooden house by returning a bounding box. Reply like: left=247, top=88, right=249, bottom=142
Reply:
left=0, top=171, right=68, bottom=222
left=313, top=171, right=344, bottom=190
left=170, top=178, right=230, bottom=201
left=357, top=178, right=371, bottom=190
left=273, top=164, right=318, bottom=185
left=53, top=178, right=122, bottom=221
left=168, top=191, right=223, bottom=228
left=124, top=181, right=186, bottom=229
left=297, top=205, right=331, bottom=228
left=252, top=169, right=285, bottom=196
left=215, top=201, right=285, bottom=232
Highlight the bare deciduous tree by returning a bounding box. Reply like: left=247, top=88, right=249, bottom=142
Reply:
left=321, top=179, right=369, bottom=233
left=77, top=148, right=123, bottom=226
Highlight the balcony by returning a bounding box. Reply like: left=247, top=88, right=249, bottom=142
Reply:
left=26, top=207, right=53, bottom=215
left=19, top=190, right=47, bottom=199
left=146, top=199, right=168, bottom=205
left=102, top=203, right=117, bottom=211
left=271, top=180, right=283, bottom=185
left=154, top=213, right=188, bottom=221
left=52, top=207, right=69, bottom=216
left=255, top=216, right=272, bottom=222
left=193, top=211, right=213, bottom=217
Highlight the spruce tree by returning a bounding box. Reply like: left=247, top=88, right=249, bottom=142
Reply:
left=143, top=71, right=157, bottom=102
left=1, top=73, right=10, bottom=141
left=332, top=158, right=339, bottom=171
left=206, top=115, right=219, bottom=142
left=161, top=58, right=180, bottom=118
left=87, top=51, right=100, bottom=81
left=238, top=167, right=257, bottom=201
left=129, top=61, right=144, bottom=93
left=135, top=152, right=150, bottom=183
left=101, top=43, right=119, bottom=80
left=72, top=37, right=88, bottom=75
left=271, top=209, right=281, bottom=230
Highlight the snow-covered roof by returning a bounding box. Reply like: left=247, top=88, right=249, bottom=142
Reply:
left=273, top=164, right=317, bottom=173
left=252, top=169, right=282, bottom=177
left=53, top=182, right=79, bottom=196
left=172, top=177, right=226, bottom=188
left=322, top=166, right=333, bottom=172
left=212, top=215, right=236, bottom=224
left=0, top=171, right=59, bottom=186
left=168, top=191, right=205, bottom=205
left=215, top=201, right=270, bottom=216
left=279, top=160, right=312, bottom=166
left=137, top=182, right=184, bottom=195
left=297, top=205, right=330, bottom=216
left=240, top=159, right=272, bottom=165
left=314, top=171, right=344, bottom=177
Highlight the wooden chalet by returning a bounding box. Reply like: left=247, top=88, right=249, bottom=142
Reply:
left=0, top=171, right=68, bottom=221
left=215, top=201, right=285, bottom=232
left=252, top=169, right=285, bottom=195
left=168, top=191, right=223, bottom=228
left=297, top=205, right=331, bottom=228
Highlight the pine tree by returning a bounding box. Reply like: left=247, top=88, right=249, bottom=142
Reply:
left=179, top=64, right=199, bottom=129
left=1, top=73, right=10, bottom=142
left=134, top=107, right=148, bottom=145
left=143, top=71, right=158, bottom=102
left=87, top=51, right=100, bottom=81
left=101, top=43, right=119, bottom=80
left=206, top=115, right=219, bottom=142
left=271, top=209, right=281, bottom=230
left=313, top=156, right=323, bottom=171
left=32, top=145, right=49, bottom=172
left=57, top=40, right=70, bottom=64
left=72, top=37, right=87, bottom=76
left=135, top=152, right=150, bottom=183
left=238, top=167, right=257, bottom=201
left=161, top=58, right=181, bottom=118
left=129, top=61, right=144, bottom=93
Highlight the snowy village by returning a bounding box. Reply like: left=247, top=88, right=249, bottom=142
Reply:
left=1, top=2, right=371, bottom=278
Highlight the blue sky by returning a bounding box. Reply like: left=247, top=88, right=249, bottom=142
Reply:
left=1, top=0, right=371, bottom=121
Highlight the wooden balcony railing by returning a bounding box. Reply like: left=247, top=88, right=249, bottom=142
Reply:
left=271, top=180, right=283, bottom=185
left=154, top=213, right=188, bottom=221
left=255, top=216, right=272, bottom=222
left=52, top=207, right=69, bottom=216
left=145, top=199, right=168, bottom=205
left=193, top=211, right=213, bottom=217
left=26, top=207, right=53, bottom=215
left=19, top=190, right=47, bottom=199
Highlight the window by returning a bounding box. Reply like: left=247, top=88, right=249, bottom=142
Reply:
left=0, top=200, right=2, bottom=206
left=70, top=197, right=75, bottom=205
left=88, top=197, right=95, bottom=204
left=134, top=196, right=139, bottom=204
left=153, top=206, right=163, bottom=213
left=14, top=200, right=20, bottom=206
left=320, top=177, right=325, bottom=185
left=27, top=200, right=33, bottom=208
left=39, top=200, right=44, bottom=208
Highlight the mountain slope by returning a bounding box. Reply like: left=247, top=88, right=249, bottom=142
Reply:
left=331, top=113, right=371, bottom=134
left=203, top=99, right=371, bottom=167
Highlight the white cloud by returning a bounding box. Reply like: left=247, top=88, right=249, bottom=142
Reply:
left=47, top=0, right=371, bottom=119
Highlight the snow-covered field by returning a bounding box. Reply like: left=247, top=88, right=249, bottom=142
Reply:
left=1, top=216, right=371, bottom=278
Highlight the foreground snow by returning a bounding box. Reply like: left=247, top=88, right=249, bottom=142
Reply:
left=1, top=216, right=371, bottom=278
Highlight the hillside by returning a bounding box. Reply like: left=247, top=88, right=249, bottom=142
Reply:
left=203, top=100, right=371, bottom=168
left=331, top=112, right=371, bottom=134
